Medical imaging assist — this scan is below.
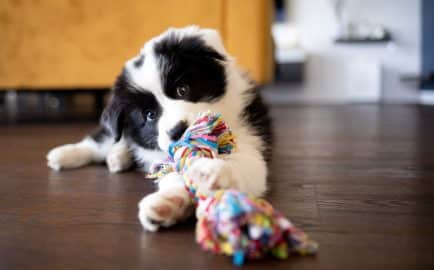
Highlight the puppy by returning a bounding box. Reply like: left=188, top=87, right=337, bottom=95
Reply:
left=47, top=26, right=272, bottom=231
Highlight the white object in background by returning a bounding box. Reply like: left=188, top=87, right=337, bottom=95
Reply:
left=420, top=91, right=434, bottom=105
left=329, top=0, right=349, bottom=38
left=275, top=49, right=307, bottom=63
left=346, top=58, right=381, bottom=102
left=272, top=23, right=306, bottom=64
left=272, top=23, right=300, bottom=50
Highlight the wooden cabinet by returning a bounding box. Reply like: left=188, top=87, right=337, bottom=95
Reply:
left=0, top=0, right=273, bottom=89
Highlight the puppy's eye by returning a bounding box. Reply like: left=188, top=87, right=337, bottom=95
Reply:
left=146, top=111, right=156, bottom=121
left=176, top=84, right=190, bottom=98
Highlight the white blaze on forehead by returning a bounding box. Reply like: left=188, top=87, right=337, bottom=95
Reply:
left=198, top=28, right=227, bottom=56
left=167, top=26, right=227, bottom=56
left=153, top=26, right=227, bottom=57
left=125, top=43, right=164, bottom=100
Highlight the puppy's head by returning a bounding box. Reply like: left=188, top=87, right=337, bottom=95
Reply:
left=102, top=26, right=229, bottom=151
left=101, top=69, right=162, bottom=149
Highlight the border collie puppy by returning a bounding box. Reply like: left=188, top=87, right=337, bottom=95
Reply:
left=47, top=26, right=271, bottom=231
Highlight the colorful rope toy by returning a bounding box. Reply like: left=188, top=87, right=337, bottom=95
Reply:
left=150, top=112, right=318, bottom=266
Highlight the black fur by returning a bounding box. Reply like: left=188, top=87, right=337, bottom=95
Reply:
left=133, top=54, right=145, bottom=68
left=241, top=88, right=273, bottom=162
left=154, top=33, right=227, bottom=103
left=167, top=120, right=188, bottom=141
left=101, top=70, right=162, bottom=150
left=89, top=126, right=111, bottom=143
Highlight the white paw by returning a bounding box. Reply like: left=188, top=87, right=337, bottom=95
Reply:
left=106, top=145, right=132, bottom=173
left=138, top=183, right=192, bottom=232
left=47, top=144, right=93, bottom=171
left=185, top=158, right=234, bottom=196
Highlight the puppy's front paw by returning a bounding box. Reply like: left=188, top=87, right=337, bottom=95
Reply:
left=106, top=145, right=133, bottom=173
left=138, top=186, right=192, bottom=232
left=185, top=158, right=233, bottom=196
left=47, top=144, right=93, bottom=171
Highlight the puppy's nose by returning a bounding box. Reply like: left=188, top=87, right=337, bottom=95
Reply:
left=167, top=121, right=188, bottom=141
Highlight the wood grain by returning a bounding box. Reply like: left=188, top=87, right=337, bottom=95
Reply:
left=1, top=105, right=434, bottom=269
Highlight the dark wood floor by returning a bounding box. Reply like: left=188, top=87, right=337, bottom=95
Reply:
left=1, top=105, right=434, bottom=270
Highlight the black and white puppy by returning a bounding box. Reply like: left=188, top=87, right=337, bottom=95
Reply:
left=47, top=26, right=271, bottom=231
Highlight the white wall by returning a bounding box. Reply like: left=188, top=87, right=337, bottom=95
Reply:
left=283, top=0, right=421, bottom=103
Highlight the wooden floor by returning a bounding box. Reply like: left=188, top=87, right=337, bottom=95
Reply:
left=1, top=105, right=434, bottom=270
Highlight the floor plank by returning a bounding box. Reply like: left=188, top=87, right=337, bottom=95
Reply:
left=1, top=105, right=434, bottom=270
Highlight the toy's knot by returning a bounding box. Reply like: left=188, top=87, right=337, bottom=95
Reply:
left=168, top=112, right=236, bottom=175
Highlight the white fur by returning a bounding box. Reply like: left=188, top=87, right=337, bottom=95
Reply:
left=106, top=140, right=133, bottom=173
left=47, top=136, right=133, bottom=173
left=131, top=143, right=168, bottom=171
left=138, top=172, right=192, bottom=232
left=46, top=26, right=268, bottom=232
left=47, top=137, right=112, bottom=170
left=134, top=26, right=268, bottom=231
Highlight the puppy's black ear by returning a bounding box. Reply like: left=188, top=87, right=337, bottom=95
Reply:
left=101, top=98, right=124, bottom=142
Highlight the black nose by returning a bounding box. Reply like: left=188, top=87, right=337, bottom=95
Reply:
left=168, top=121, right=188, bottom=141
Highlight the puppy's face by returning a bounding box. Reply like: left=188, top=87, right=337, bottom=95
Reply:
left=102, top=26, right=229, bottom=151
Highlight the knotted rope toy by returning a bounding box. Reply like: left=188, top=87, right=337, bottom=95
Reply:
left=150, top=112, right=318, bottom=266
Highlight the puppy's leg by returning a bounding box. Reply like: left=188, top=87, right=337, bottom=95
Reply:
left=138, top=172, right=193, bottom=232
left=47, top=126, right=115, bottom=171
left=106, top=139, right=133, bottom=173
left=137, top=142, right=267, bottom=232
left=185, top=142, right=267, bottom=197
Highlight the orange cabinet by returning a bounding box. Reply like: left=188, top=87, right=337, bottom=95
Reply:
left=0, top=0, right=273, bottom=89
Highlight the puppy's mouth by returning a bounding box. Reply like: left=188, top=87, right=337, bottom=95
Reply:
left=167, top=121, right=189, bottom=142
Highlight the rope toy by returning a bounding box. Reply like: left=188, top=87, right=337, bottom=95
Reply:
left=150, top=112, right=318, bottom=266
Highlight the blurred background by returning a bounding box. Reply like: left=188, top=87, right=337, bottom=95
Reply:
left=0, top=0, right=432, bottom=122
